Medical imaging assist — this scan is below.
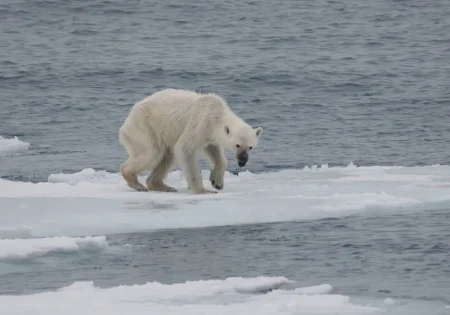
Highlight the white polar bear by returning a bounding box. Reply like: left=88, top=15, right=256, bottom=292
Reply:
left=119, top=88, right=263, bottom=194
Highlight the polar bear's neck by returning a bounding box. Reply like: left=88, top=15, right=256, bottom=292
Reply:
left=222, top=107, right=249, bottom=129
left=204, top=94, right=253, bottom=146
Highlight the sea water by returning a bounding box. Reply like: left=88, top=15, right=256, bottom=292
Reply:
left=1, top=0, right=450, bottom=314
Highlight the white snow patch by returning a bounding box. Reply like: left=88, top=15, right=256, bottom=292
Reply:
left=0, top=236, right=107, bottom=260
left=0, top=277, right=382, bottom=315
left=383, top=298, right=396, bottom=305
left=0, top=135, right=30, bottom=156
left=1, top=164, right=450, bottom=237
left=48, top=168, right=119, bottom=185
left=233, top=276, right=295, bottom=293
left=294, top=284, right=333, bottom=295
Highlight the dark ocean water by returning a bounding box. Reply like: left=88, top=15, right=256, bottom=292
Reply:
left=2, top=211, right=450, bottom=302
left=1, top=0, right=450, bottom=312
left=1, top=0, right=450, bottom=181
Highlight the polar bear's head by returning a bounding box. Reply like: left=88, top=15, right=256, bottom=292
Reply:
left=223, top=124, right=263, bottom=167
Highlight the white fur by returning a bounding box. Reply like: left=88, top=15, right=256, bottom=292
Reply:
left=119, top=89, right=263, bottom=194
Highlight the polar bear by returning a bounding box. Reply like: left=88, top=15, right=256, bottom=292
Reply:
left=118, top=89, right=263, bottom=194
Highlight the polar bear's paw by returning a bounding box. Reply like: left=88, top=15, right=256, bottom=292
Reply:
left=128, top=183, right=148, bottom=192
left=209, top=168, right=225, bottom=190
left=147, top=181, right=178, bottom=193
left=194, top=188, right=218, bottom=194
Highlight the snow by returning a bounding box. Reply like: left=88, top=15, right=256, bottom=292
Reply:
left=1, top=276, right=446, bottom=315
left=0, top=277, right=382, bottom=315
left=383, top=298, right=396, bottom=305
left=0, top=135, right=30, bottom=156
left=233, top=276, right=295, bottom=293
left=1, top=164, right=449, bottom=314
left=1, top=164, right=450, bottom=237
left=294, top=284, right=333, bottom=295
left=0, top=236, right=107, bottom=260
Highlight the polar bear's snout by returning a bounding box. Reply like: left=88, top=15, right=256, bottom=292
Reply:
left=237, top=151, right=248, bottom=167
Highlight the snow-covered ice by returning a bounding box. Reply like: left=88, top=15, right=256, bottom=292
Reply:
left=294, top=284, right=333, bottom=295
left=0, top=236, right=107, bottom=261
left=0, top=277, right=379, bottom=315
left=2, top=164, right=450, bottom=237
left=1, top=276, right=447, bottom=315
left=0, top=135, right=30, bottom=156
left=1, top=164, right=450, bottom=314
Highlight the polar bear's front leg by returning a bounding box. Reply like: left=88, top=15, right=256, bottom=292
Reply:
left=204, top=143, right=227, bottom=190
left=176, top=142, right=217, bottom=194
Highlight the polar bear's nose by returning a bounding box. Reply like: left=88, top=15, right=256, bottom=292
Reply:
left=237, top=152, right=248, bottom=167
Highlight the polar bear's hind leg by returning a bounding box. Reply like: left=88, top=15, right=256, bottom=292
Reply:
left=146, top=150, right=177, bottom=192
left=121, top=155, right=151, bottom=191
left=120, top=131, right=166, bottom=192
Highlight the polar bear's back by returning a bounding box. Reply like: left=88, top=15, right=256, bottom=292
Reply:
left=120, top=89, right=229, bottom=147
left=134, top=88, right=227, bottom=117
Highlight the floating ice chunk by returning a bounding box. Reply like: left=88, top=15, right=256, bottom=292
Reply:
left=294, top=284, right=333, bottom=295
left=384, top=298, right=396, bottom=305
left=232, top=276, right=294, bottom=293
left=0, top=277, right=382, bottom=315
left=2, top=164, right=450, bottom=237
left=0, top=135, right=30, bottom=156
left=0, top=236, right=107, bottom=260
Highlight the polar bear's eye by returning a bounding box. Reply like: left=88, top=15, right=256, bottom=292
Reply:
left=236, top=144, right=240, bottom=148
left=249, top=146, right=253, bottom=150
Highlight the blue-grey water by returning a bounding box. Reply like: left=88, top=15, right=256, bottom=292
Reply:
left=1, top=0, right=450, bottom=312
left=2, top=212, right=450, bottom=302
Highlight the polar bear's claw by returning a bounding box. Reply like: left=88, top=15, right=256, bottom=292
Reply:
left=193, top=188, right=217, bottom=194
left=133, top=184, right=148, bottom=192
left=147, top=181, right=177, bottom=192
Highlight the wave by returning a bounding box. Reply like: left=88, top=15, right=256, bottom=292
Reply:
left=0, top=236, right=107, bottom=261
left=0, top=135, right=30, bottom=156
left=1, top=164, right=450, bottom=237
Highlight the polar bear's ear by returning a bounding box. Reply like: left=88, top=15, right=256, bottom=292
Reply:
left=225, top=126, right=230, bottom=135
left=255, top=127, right=263, bottom=137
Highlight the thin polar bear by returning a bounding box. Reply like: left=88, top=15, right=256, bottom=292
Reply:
left=119, top=88, right=263, bottom=194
